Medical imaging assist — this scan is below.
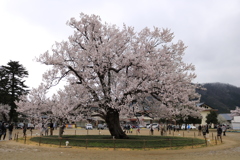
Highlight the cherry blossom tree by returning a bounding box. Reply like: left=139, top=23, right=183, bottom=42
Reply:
left=16, top=84, right=49, bottom=126
left=33, top=13, right=200, bottom=139
left=231, top=106, right=240, bottom=117
left=17, top=83, right=85, bottom=137
left=140, top=95, right=202, bottom=122
left=143, top=95, right=202, bottom=127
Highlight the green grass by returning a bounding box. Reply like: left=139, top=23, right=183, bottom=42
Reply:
left=29, top=135, right=205, bottom=149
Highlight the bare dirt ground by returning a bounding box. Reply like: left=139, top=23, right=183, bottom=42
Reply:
left=1, top=128, right=240, bottom=160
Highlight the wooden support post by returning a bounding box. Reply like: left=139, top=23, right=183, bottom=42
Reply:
left=113, top=139, right=116, bottom=150
left=39, top=136, right=41, bottom=146
left=192, top=138, right=194, bottom=149
left=143, top=139, right=146, bottom=151
left=59, top=138, right=62, bottom=147
left=205, top=137, right=208, bottom=146
left=170, top=139, right=172, bottom=149
left=86, top=139, right=88, bottom=149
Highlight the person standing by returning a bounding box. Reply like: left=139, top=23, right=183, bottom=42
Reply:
left=202, top=125, right=207, bottom=138
left=176, top=125, right=180, bottom=132
left=127, top=124, right=130, bottom=133
left=160, top=124, right=164, bottom=136
left=129, top=125, right=133, bottom=133
left=40, top=123, right=45, bottom=136
left=23, top=123, right=27, bottom=137
left=222, top=125, right=227, bottom=136
left=44, top=123, right=49, bottom=136
left=60, top=123, right=66, bottom=137
left=187, top=124, right=190, bottom=133
left=198, top=125, right=202, bottom=136
left=137, top=125, right=140, bottom=133
left=206, top=124, right=209, bottom=134
left=217, top=125, right=223, bottom=140
left=8, top=123, right=14, bottom=140
left=150, top=124, right=154, bottom=135
left=53, top=122, right=58, bottom=130
left=0, top=122, right=7, bottom=140
left=0, top=121, right=2, bottom=140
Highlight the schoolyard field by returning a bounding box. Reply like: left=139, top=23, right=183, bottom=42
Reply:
left=1, top=128, right=240, bottom=160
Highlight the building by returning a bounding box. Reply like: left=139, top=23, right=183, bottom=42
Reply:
left=197, top=102, right=218, bottom=125
left=231, top=116, right=240, bottom=129
left=218, top=113, right=233, bottom=126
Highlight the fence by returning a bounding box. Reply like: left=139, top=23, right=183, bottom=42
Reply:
left=12, top=129, right=224, bottom=150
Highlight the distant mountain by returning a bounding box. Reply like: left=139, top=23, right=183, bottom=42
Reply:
left=197, top=83, right=240, bottom=113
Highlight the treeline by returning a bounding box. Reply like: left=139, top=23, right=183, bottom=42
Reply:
left=197, top=82, right=240, bottom=113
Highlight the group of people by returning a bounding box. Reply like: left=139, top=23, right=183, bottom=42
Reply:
left=217, top=125, right=227, bottom=139
left=198, top=125, right=209, bottom=138
left=198, top=124, right=228, bottom=139
left=0, top=120, right=66, bottom=140
left=123, top=124, right=133, bottom=133
left=0, top=121, right=14, bottom=141
left=38, top=122, right=55, bottom=136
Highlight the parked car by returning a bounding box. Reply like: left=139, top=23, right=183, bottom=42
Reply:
left=145, top=123, right=150, bottom=128
left=181, top=124, right=196, bottom=130
left=136, top=125, right=144, bottom=128
left=146, top=123, right=159, bottom=129
left=191, top=125, right=197, bottom=129
left=226, top=125, right=231, bottom=129
left=16, top=123, right=24, bottom=129
left=97, top=124, right=104, bottom=130
left=27, top=123, right=34, bottom=129
left=85, top=124, right=93, bottom=130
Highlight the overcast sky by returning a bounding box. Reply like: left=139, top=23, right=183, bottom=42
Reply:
left=1, top=0, right=240, bottom=90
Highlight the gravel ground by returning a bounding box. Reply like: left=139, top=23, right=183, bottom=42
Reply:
left=1, top=129, right=240, bottom=160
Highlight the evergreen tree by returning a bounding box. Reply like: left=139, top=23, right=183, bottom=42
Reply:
left=0, top=66, right=11, bottom=104
left=206, top=111, right=218, bottom=124
left=0, top=61, right=29, bottom=121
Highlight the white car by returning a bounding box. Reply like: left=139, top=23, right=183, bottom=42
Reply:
left=146, top=123, right=159, bottom=129
left=97, top=124, right=104, bottom=130
left=16, top=123, right=24, bottom=129
left=27, top=123, right=34, bottom=129
left=191, top=126, right=197, bottom=129
left=85, top=124, right=93, bottom=130
left=181, top=125, right=196, bottom=130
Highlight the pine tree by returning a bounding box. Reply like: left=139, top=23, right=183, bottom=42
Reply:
left=206, top=111, right=218, bottom=124
left=0, top=66, right=11, bottom=105
left=0, top=61, right=29, bottom=121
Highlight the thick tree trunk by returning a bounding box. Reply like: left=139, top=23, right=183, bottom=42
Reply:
left=58, top=119, right=64, bottom=138
left=105, top=108, right=128, bottom=139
